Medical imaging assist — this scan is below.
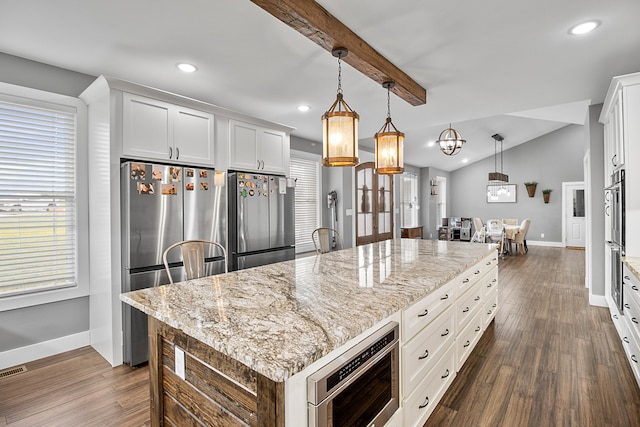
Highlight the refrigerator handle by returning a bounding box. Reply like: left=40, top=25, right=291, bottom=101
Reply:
left=169, top=146, right=173, bottom=159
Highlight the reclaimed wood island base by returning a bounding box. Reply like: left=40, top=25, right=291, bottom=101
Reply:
left=122, top=239, right=498, bottom=426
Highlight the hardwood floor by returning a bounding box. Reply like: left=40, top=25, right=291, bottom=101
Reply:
left=425, top=246, right=640, bottom=427
left=1, top=247, right=638, bottom=426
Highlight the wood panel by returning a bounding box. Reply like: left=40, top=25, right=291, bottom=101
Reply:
left=250, top=0, right=427, bottom=106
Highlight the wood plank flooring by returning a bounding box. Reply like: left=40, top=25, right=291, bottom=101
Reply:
left=1, top=247, right=638, bottom=426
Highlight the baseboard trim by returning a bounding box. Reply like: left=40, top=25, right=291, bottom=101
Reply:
left=589, top=293, right=608, bottom=307
left=526, top=240, right=565, bottom=248
left=0, top=331, right=90, bottom=370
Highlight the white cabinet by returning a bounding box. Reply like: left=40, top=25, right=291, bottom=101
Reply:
left=622, top=264, right=640, bottom=386
left=123, top=93, right=214, bottom=165
left=229, top=119, right=289, bottom=174
left=602, top=93, right=625, bottom=176
left=400, top=252, right=498, bottom=426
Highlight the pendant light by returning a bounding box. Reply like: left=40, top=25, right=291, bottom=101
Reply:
left=487, top=133, right=510, bottom=200
left=436, top=124, right=466, bottom=156
left=375, top=81, right=404, bottom=174
left=322, top=47, right=359, bottom=167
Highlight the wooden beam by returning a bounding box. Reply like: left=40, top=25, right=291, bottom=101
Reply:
left=250, top=0, right=427, bottom=106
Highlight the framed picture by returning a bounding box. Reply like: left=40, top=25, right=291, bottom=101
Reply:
left=487, top=184, right=517, bottom=203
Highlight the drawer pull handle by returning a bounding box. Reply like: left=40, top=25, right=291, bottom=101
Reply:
left=475, top=326, right=481, bottom=332
left=474, top=296, right=481, bottom=301
left=487, top=283, right=492, bottom=288
left=487, top=309, right=493, bottom=315
left=418, top=349, right=430, bottom=360
left=418, top=309, right=429, bottom=318
left=633, top=285, right=639, bottom=291
left=486, top=261, right=491, bottom=265
left=441, top=294, right=449, bottom=300
left=632, top=355, right=638, bottom=364
left=418, top=397, right=430, bottom=409
left=633, top=318, right=638, bottom=324
left=492, top=303, right=497, bottom=308
left=492, top=279, right=497, bottom=283
left=441, top=369, right=450, bottom=379
left=463, top=340, right=470, bottom=348
left=613, top=314, right=619, bottom=319
left=441, top=328, right=450, bottom=337
left=492, top=258, right=497, bottom=261
left=463, top=307, right=470, bottom=313
left=624, top=337, right=630, bottom=343
left=475, top=270, right=481, bottom=275
left=624, top=303, right=630, bottom=309
left=624, top=275, right=631, bottom=280
left=462, top=278, right=470, bottom=284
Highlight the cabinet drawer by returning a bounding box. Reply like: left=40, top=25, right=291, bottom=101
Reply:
left=403, top=344, right=456, bottom=427
left=623, top=284, right=640, bottom=336
left=622, top=319, right=640, bottom=386
left=623, top=265, right=640, bottom=308
left=456, top=254, right=497, bottom=297
left=482, top=269, right=498, bottom=297
left=456, top=311, right=483, bottom=370
left=402, top=306, right=455, bottom=395
left=484, top=291, right=498, bottom=327
left=455, top=282, right=483, bottom=332
left=403, top=282, right=453, bottom=342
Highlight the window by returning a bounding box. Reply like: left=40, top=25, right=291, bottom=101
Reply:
left=290, top=153, right=321, bottom=253
left=400, top=172, right=419, bottom=228
left=437, top=176, right=447, bottom=226
left=0, top=88, right=83, bottom=299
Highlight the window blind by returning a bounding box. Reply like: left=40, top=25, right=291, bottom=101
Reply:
left=290, top=156, right=320, bottom=253
left=0, top=98, right=77, bottom=296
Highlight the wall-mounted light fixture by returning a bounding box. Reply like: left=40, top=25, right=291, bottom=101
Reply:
left=374, top=81, right=404, bottom=175
left=322, top=47, right=359, bottom=167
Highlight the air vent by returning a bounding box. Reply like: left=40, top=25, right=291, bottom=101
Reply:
left=0, top=365, right=27, bottom=379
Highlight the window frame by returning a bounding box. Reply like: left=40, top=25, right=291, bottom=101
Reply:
left=0, top=82, right=89, bottom=311
left=400, top=172, right=419, bottom=228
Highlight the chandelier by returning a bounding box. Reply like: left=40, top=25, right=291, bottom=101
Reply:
left=436, top=123, right=465, bottom=156
left=374, top=81, right=404, bottom=174
left=322, top=47, right=359, bottom=167
left=487, top=133, right=510, bottom=201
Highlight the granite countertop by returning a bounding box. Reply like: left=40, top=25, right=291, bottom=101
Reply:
left=120, top=239, right=496, bottom=382
left=623, top=256, right=640, bottom=279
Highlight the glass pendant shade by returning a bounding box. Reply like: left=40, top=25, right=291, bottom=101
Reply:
left=375, top=118, right=404, bottom=174
left=322, top=93, right=359, bottom=166
left=437, top=125, right=465, bottom=156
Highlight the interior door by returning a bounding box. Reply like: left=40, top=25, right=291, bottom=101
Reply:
left=356, top=162, right=393, bottom=246
left=565, top=182, right=586, bottom=248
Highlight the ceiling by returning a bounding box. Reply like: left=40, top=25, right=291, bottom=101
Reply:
left=1, top=0, right=639, bottom=171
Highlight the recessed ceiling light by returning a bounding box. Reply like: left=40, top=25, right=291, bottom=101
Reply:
left=569, top=21, right=600, bottom=35
left=462, top=158, right=469, bottom=164
left=297, top=105, right=310, bottom=112
left=427, top=141, right=435, bottom=148
left=177, top=63, right=197, bottom=73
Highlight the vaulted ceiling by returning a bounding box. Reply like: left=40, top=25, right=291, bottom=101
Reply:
left=1, top=0, right=639, bottom=171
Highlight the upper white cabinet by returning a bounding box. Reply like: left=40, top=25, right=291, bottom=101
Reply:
left=123, top=93, right=214, bottom=166
left=229, top=119, right=289, bottom=174
left=601, top=72, right=640, bottom=257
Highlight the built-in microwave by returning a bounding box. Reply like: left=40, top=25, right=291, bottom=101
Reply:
left=307, top=322, right=399, bottom=427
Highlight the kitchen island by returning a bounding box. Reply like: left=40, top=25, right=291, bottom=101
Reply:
left=121, top=239, right=498, bottom=426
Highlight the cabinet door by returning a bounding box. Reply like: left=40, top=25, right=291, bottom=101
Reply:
left=229, top=120, right=259, bottom=171
left=259, top=129, right=287, bottom=174
left=174, top=107, right=214, bottom=165
left=123, top=93, right=171, bottom=160
left=612, top=93, right=625, bottom=169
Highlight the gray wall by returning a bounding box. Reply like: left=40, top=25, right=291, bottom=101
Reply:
left=450, top=124, right=585, bottom=243
left=586, top=104, right=605, bottom=297
left=0, top=53, right=95, bottom=352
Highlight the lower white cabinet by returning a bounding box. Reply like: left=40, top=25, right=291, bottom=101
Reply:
left=622, top=264, right=640, bottom=385
left=399, top=252, right=498, bottom=426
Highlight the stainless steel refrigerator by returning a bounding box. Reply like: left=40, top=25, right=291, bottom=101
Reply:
left=121, top=161, right=226, bottom=366
left=228, top=171, right=295, bottom=270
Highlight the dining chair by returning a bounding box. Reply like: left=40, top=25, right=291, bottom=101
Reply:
left=510, top=219, right=531, bottom=255
left=162, top=239, right=228, bottom=285
left=471, top=217, right=485, bottom=243
left=486, top=219, right=506, bottom=254
left=312, top=227, right=342, bottom=254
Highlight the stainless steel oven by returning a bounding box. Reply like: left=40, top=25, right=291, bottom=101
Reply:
left=307, top=322, right=399, bottom=427
left=606, top=169, right=625, bottom=311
